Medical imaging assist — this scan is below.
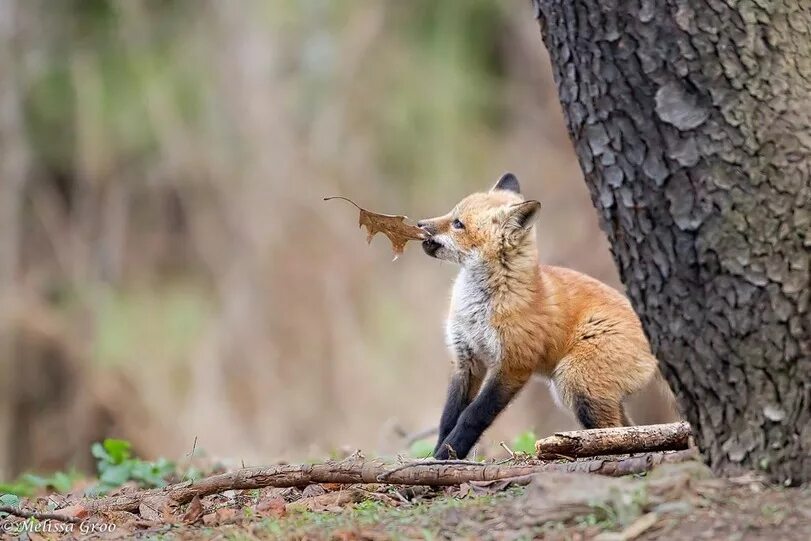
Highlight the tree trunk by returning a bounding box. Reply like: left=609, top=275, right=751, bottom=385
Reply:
left=531, top=0, right=810, bottom=484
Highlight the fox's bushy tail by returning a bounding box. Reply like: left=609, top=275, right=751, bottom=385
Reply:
left=625, top=368, right=681, bottom=425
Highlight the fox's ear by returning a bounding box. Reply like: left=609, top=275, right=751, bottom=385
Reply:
left=504, top=200, right=541, bottom=231
left=491, top=172, right=520, bottom=194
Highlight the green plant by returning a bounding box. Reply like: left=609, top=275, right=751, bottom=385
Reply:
left=183, top=466, right=204, bottom=482
left=409, top=438, right=434, bottom=459
left=511, top=430, right=537, bottom=455
left=90, top=438, right=175, bottom=495
left=0, top=494, right=21, bottom=519
left=0, top=480, right=32, bottom=497
left=0, top=470, right=80, bottom=497
left=0, top=493, right=20, bottom=507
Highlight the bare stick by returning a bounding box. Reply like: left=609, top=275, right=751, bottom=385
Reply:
left=499, top=441, right=515, bottom=460
left=77, top=449, right=698, bottom=515
left=186, top=436, right=198, bottom=458
left=377, top=459, right=493, bottom=482
left=535, top=422, right=691, bottom=458
left=473, top=449, right=697, bottom=487
left=323, top=196, right=363, bottom=210
left=0, top=506, right=83, bottom=524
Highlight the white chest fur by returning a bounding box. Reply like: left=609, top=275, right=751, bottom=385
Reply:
left=445, top=266, right=503, bottom=368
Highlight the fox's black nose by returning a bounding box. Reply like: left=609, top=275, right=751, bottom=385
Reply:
left=416, top=220, right=428, bottom=229
left=422, top=238, right=441, bottom=257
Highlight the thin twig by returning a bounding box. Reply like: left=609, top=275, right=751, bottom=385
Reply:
left=543, top=452, right=576, bottom=462
left=388, top=489, right=412, bottom=506
left=361, top=490, right=404, bottom=507
left=0, top=506, right=83, bottom=524
left=377, top=460, right=494, bottom=482
left=186, top=436, right=198, bottom=458
left=323, top=196, right=362, bottom=210
left=499, top=441, right=515, bottom=460
left=469, top=474, right=536, bottom=487
left=183, top=436, right=199, bottom=484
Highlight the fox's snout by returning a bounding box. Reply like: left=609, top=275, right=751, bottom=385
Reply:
left=416, top=220, right=442, bottom=257
left=416, top=220, right=436, bottom=235
left=421, top=238, right=441, bottom=257
left=416, top=172, right=539, bottom=266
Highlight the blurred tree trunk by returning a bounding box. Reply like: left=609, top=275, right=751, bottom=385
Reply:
left=0, top=0, right=28, bottom=480
left=532, top=1, right=810, bottom=483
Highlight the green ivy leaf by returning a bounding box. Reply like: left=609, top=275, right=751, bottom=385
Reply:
left=89, top=439, right=175, bottom=491
left=0, top=493, right=20, bottom=507
left=20, top=473, right=48, bottom=488
left=100, top=463, right=132, bottom=487
left=153, top=458, right=175, bottom=477
left=91, top=442, right=109, bottom=461
left=49, top=472, right=74, bottom=493
left=84, top=484, right=108, bottom=498
left=102, top=439, right=132, bottom=464
left=130, top=462, right=163, bottom=487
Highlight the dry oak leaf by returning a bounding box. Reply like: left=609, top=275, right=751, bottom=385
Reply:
left=202, top=507, right=238, bottom=526
left=138, top=498, right=168, bottom=522
left=324, top=196, right=426, bottom=260
left=301, top=484, right=327, bottom=498
left=256, top=496, right=287, bottom=518
left=286, top=488, right=367, bottom=512
left=56, top=504, right=89, bottom=520
left=181, top=494, right=204, bottom=524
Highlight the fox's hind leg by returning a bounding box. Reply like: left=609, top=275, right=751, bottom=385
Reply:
left=551, top=356, right=641, bottom=429
left=551, top=333, right=656, bottom=429
left=572, top=394, right=630, bottom=428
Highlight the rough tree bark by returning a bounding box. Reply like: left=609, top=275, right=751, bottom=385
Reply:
left=531, top=1, right=810, bottom=483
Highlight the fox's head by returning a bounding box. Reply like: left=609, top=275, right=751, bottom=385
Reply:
left=417, top=173, right=541, bottom=266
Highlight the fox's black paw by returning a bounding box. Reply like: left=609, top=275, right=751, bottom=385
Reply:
left=432, top=443, right=457, bottom=460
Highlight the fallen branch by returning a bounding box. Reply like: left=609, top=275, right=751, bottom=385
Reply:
left=470, top=449, right=697, bottom=488
left=535, top=422, right=691, bottom=458
left=378, top=457, right=517, bottom=482
left=76, top=449, right=698, bottom=515
left=0, top=505, right=83, bottom=524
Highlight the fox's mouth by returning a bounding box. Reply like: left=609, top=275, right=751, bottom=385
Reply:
left=422, top=238, right=441, bottom=257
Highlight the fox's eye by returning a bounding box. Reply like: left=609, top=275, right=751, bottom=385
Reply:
left=452, top=219, right=465, bottom=230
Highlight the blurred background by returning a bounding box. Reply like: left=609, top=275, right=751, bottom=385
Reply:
left=0, top=0, right=621, bottom=478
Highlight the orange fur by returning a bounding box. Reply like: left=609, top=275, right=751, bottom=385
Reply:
left=419, top=173, right=678, bottom=444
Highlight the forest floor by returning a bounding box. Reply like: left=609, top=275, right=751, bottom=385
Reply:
left=3, top=458, right=810, bottom=540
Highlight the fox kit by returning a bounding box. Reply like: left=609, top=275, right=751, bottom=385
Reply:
left=417, top=173, right=677, bottom=460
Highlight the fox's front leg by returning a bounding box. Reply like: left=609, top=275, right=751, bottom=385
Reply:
left=434, top=368, right=531, bottom=460
left=433, top=362, right=484, bottom=456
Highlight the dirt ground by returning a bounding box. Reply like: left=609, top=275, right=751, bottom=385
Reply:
left=4, top=459, right=808, bottom=541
